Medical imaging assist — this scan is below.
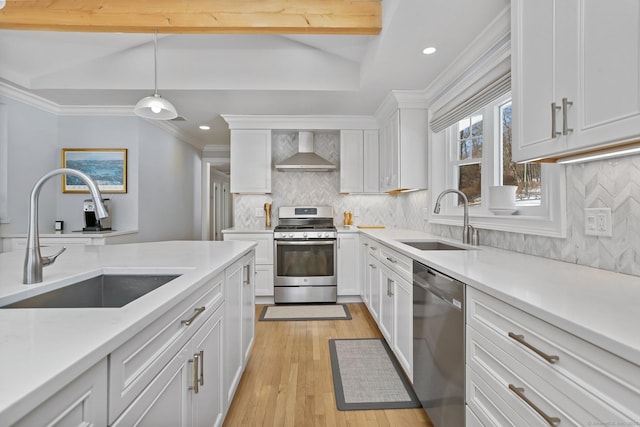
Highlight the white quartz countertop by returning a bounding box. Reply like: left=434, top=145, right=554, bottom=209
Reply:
left=222, top=227, right=274, bottom=234
left=2, top=229, right=138, bottom=238
left=361, top=228, right=640, bottom=367
left=0, top=240, right=256, bottom=427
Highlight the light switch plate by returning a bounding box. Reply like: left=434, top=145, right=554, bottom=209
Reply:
left=584, top=207, right=612, bottom=237
left=422, top=208, right=430, bottom=220
left=255, top=208, right=264, bottom=218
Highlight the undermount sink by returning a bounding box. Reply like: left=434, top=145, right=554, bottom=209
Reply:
left=2, top=274, right=181, bottom=309
left=398, top=240, right=470, bottom=251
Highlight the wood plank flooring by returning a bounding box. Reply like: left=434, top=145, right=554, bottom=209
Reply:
left=223, top=303, right=433, bottom=427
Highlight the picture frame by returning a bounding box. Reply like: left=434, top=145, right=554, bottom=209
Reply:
left=61, top=148, right=127, bottom=193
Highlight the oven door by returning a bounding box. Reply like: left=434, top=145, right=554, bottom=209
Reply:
left=274, top=239, right=337, bottom=286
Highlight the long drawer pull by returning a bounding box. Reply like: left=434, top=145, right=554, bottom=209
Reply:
left=508, top=384, right=560, bottom=426
left=551, top=102, right=561, bottom=138
left=369, top=264, right=377, bottom=269
left=190, top=354, right=200, bottom=394
left=198, top=350, right=204, bottom=387
left=181, top=306, right=206, bottom=326
left=508, top=332, right=559, bottom=364
left=386, top=257, right=397, bottom=264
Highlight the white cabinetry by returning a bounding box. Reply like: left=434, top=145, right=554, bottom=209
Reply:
left=112, top=307, right=224, bottom=427
left=223, top=251, right=255, bottom=411
left=378, top=104, right=428, bottom=193
left=512, top=0, right=640, bottom=162
left=223, top=232, right=274, bottom=297
left=230, top=129, right=271, bottom=193
left=13, top=359, right=108, bottom=427
left=466, top=287, right=640, bottom=425
left=337, top=232, right=360, bottom=296
left=361, top=237, right=413, bottom=379
left=339, top=130, right=380, bottom=194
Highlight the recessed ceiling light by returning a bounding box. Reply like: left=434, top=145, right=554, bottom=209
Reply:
left=422, top=47, right=437, bottom=55
left=199, top=125, right=211, bottom=130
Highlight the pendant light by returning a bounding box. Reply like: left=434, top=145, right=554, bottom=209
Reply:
left=134, top=30, right=178, bottom=120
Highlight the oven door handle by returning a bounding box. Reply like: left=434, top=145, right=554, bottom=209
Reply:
left=276, top=240, right=335, bottom=246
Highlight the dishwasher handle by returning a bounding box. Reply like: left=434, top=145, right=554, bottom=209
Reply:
left=413, top=261, right=464, bottom=310
left=413, top=280, right=463, bottom=310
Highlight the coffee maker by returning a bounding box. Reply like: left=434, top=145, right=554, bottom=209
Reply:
left=83, top=198, right=112, bottom=231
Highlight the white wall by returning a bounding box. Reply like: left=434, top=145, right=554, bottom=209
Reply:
left=0, top=95, right=202, bottom=243
left=137, top=121, right=202, bottom=242
left=57, top=116, right=139, bottom=232
left=1, top=96, right=58, bottom=233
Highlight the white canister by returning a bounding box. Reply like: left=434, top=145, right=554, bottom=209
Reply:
left=489, top=185, right=517, bottom=209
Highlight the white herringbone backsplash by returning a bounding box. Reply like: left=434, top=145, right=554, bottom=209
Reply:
left=234, top=132, right=640, bottom=277
left=403, top=154, right=640, bottom=277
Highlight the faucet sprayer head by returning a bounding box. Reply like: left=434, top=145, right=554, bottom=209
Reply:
left=433, top=203, right=441, bottom=214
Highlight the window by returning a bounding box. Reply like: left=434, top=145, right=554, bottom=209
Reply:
left=431, top=92, right=566, bottom=237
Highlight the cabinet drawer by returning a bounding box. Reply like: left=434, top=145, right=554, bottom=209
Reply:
left=378, top=244, right=412, bottom=282
left=468, top=313, right=636, bottom=425
left=108, top=272, right=224, bottom=423
left=467, top=366, right=529, bottom=427
left=467, top=288, right=640, bottom=422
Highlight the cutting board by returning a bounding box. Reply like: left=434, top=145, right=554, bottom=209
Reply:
left=357, top=225, right=385, bottom=229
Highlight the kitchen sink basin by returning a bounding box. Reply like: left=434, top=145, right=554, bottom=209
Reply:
left=2, top=274, right=181, bottom=309
left=398, top=240, right=469, bottom=251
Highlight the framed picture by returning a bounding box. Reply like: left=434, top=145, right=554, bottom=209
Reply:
left=61, top=148, right=127, bottom=193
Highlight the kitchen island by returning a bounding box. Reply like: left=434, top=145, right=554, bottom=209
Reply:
left=0, top=240, right=256, bottom=427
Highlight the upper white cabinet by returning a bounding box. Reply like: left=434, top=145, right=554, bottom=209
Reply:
left=339, top=129, right=380, bottom=194
left=230, top=129, right=271, bottom=193
left=377, top=92, right=428, bottom=192
left=512, top=0, right=640, bottom=162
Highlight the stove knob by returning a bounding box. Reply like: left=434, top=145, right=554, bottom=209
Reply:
left=288, top=233, right=294, bottom=238
left=303, top=232, right=308, bottom=238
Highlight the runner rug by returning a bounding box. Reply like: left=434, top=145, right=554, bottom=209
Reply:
left=258, top=304, right=351, bottom=321
left=329, top=338, right=420, bottom=410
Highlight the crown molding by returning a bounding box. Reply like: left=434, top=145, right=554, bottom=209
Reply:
left=0, top=81, right=202, bottom=151
left=203, top=144, right=230, bottom=157
left=221, top=114, right=378, bottom=130
left=373, top=89, right=429, bottom=122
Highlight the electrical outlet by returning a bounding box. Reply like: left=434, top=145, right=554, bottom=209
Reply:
left=353, top=208, right=360, bottom=217
left=422, top=208, right=430, bottom=220
left=584, top=207, right=612, bottom=237
left=255, top=208, right=264, bottom=218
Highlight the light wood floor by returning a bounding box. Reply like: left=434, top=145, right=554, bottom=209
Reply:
left=223, top=303, right=433, bottom=427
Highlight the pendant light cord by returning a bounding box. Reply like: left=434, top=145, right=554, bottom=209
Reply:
left=153, top=30, right=159, bottom=96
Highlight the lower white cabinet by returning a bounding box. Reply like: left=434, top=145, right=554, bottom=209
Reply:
left=112, top=307, right=224, bottom=427
left=466, top=287, right=640, bottom=425
left=337, top=232, right=360, bottom=296
left=361, top=237, right=413, bottom=380
left=13, top=359, right=108, bottom=427
left=223, top=232, right=274, bottom=297
left=223, top=251, right=255, bottom=412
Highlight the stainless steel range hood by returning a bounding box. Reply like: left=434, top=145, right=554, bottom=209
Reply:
left=275, top=131, right=337, bottom=172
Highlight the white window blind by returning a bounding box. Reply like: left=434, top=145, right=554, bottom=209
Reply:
left=430, top=71, right=510, bottom=133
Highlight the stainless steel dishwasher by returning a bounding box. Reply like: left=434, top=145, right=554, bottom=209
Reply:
left=413, top=260, right=465, bottom=427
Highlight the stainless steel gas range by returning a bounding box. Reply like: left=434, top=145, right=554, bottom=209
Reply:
left=273, top=206, right=337, bottom=304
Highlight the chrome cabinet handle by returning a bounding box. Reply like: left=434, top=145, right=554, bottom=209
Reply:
left=370, top=246, right=378, bottom=251
left=243, top=265, right=251, bottom=285
left=364, top=243, right=369, bottom=247
left=562, top=97, right=573, bottom=135
left=198, top=350, right=204, bottom=387
left=369, top=263, right=377, bottom=269
left=508, top=332, right=559, bottom=364
left=508, top=384, right=560, bottom=426
left=386, top=257, right=397, bottom=264
left=551, top=102, right=561, bottom=138
left=191, top=353, right=200, bottom=394
left=181, top=306, right=206, bottom=326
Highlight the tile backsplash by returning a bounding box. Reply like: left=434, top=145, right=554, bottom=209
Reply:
left=234, top=132, right=639, bottom=277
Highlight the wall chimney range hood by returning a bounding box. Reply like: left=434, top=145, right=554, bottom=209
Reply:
left=275, top=131, right=336, bottom=172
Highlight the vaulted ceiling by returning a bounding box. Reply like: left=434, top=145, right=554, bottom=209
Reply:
left=0, top=0, right=509, bottom=150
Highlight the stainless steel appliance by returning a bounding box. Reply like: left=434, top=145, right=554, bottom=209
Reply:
left=413, top=260, right=465, bottom=427
left=83, top=198, right=112, bottom=231
left=274, top=206, right=337, bottom=303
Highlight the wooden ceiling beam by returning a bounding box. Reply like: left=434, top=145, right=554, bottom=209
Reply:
left=0, top=0, right=382, bottom=35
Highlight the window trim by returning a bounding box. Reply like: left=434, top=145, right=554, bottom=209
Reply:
left=429, top=95, right=567, bottom=238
